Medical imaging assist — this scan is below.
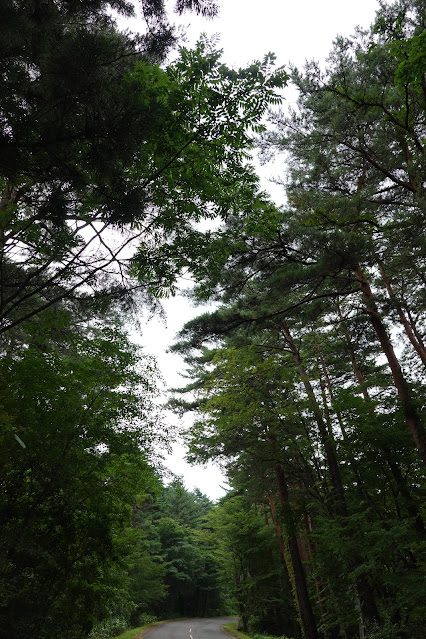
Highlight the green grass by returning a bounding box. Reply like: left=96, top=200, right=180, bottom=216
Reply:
left=113, top=629, right=144, bottom=639
left=222, top=622, right=293, bottom=639
left=222, top=622, right=251, bottom=639
left=114, top=620, right=165, bottom=639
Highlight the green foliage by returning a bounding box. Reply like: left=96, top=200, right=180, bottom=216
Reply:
left=130, top=483, right=225, bottom=620
left=89, top=617, right=129, bottom=639
left=0, top=0, right=288, bottom=637
left=135, top=613, right=158, bottom=626
left=0, top=303, right=232, bottom=637
left=203, top=495, right=297, bottom=636
left=129, top=42, right=286, bottom=295
left=156, top=480, right=213, bottom=528
left=0, top=4, right=286, bottom=334
left=171, top=4, right=426, bottom=639
left=113, top=622, right=159, bottom=639
left=2, top=2, right=426, bottom=639
left=0, top=305, right=163, bottom=638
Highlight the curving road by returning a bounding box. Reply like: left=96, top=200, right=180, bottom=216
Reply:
left=145, top=618, right=238, bottom=639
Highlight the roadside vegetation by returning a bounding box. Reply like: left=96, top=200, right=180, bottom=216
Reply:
left=223, top=622, right=293, bottom=639
left=110, top=618, right=164, bottom=639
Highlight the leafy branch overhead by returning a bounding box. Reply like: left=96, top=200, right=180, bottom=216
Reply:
left=1, top=7, right=286, bottom=332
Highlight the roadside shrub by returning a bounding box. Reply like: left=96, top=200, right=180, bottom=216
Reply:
left=88, top=616, right=128, bottom=639
left=136, top=613, right=157, bottom=626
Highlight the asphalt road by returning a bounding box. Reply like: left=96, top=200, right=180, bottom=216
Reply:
left=145, top=617, right=238, bottom=639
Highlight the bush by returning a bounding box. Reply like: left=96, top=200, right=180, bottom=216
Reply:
left=88, top=616, right=129, bottom=639
left=136, top=613, right=157, bottom=626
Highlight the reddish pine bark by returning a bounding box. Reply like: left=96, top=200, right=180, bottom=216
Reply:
left=338, top=303, right=425, bottom=535
left=274, top=463, right=320, bottom=639
left=377, top=260, right=426, bottom=366
left=282, top=321, right=347, bottom=516
left=353, top=264, right=426, bottom=464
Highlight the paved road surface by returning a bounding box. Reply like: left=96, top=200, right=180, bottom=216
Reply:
left=145, top=618, right=238, bottom=639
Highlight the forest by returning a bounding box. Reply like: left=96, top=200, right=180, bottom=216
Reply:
left=0, top=1, right=425, bottom=638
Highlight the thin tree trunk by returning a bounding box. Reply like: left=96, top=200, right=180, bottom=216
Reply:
left=377, top=260, right=426, bottom=366
left=353, top=264, right=426, bottom=464
left=303, top=513, right=330, bottom=630
left=313, top=335, right=381, bottom=515
left=387, top=458, right=425, bottom=536
left=413, top=262, right=426, bottom=289
left=313, top=334, right=349, bottom=438
left=282, top=321, right=347, bottom=516
left=283, top=323, right=380, bottom=626
left=267, top=493, right=291, bottom=574
left=354, top=590, right=366, bottom=639
left=274, top=463, right=320, bottom=639
left=338, top=303, right=425, bottom=535
left=316, top=358, right=334, bottom=439
left=337, top=304, right=371, bottom=402
left=405, top=306, right=426, bottom=354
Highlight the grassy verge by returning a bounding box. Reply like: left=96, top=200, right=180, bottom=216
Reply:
left=114, top=620, right=166, bottom=639
left=222, top=622, right=293, bottom=639
left=222, top=622, right=250, bottom=639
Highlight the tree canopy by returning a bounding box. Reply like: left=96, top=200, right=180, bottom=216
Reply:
left=0, top=0, right=286, bottom=336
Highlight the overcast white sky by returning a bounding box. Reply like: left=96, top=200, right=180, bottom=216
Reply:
left=128, top=0, right=382, bottom=500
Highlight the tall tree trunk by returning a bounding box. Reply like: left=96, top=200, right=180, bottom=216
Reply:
left=353, top=264, right=426, bottom=464
left=274, top=463, right=320, bottom=639
left=406, top=305, right=426, bottom=355
left=282, top=321, right=347, bottom=517
left=337, top=303, right=371, bottom=402
left=302, top=513, right=334, bottom=636
left=377, top=259, right=426, bottom=366
left=313, top=335, right=349, bottom=439
left=261, top=502, right=290, bottom=634
left=267, top=493, right=288, bottom=568
left=338, top=303, right=425, bottom=536
left=313, top=334, right=382, bottom=516
left=311, top=331, right=380, bottom=631
left=283, top=324, right=380, bottom=626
